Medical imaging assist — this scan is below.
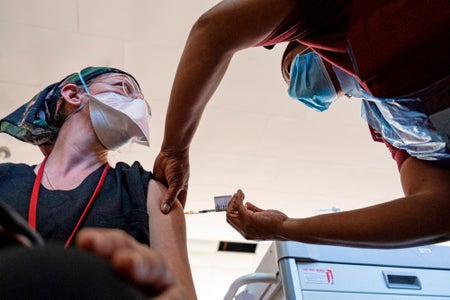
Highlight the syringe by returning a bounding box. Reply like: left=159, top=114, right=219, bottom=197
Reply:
left=184, top=195, right=232, bottom=215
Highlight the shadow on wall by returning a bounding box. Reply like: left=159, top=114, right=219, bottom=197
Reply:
left=0, top=146, right=11, bottom=159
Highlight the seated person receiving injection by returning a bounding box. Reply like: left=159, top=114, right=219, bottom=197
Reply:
left=0, top=67, right=196, bottom=299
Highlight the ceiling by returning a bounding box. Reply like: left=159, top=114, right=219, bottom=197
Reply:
left=0, top=0, right=409, bottom=298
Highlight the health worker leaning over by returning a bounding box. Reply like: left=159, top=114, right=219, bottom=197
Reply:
left=151, top=0, right=450, bottom=248
left=226, top=42, right=450, bottom=248
left=0, top=67, right=196, bottom=299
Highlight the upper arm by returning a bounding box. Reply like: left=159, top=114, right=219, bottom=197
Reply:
left=146, top=179, right=196, bottom=299
left=400, top=157, right=450, bottom=197
left=397, top=157, right=450, bottom=243
left=192, top=0, right=297, bottom=52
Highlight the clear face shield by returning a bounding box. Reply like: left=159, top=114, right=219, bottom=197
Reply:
left=78, top=72, right=151, bottom=150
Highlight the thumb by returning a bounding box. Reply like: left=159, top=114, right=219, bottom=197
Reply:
left=160, top=187, right=179, bottom=214
left=177, top=187, right=188, bottom=208
left=245, top=202, right=264, bottom=212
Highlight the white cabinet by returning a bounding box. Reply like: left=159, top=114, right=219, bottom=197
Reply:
left=225, top=242, right=450, bottom=300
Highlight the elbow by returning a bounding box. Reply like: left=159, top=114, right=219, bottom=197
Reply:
left=191, top=11, right=215, bottom=34
left=189, top=12, right=240, bottom=55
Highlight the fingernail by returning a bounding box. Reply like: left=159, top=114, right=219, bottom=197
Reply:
left=162, top=203, right=170, bottom=213
left=135, top=262, right=150, bottom=279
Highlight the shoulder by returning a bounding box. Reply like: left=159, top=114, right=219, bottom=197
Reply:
left=110, top=161, right=153, bottom=189
left=0, top=163, right=35, bottom=194
left=112, top=161, right=153, bottom=176
left=0, top=162, right=34, bottom=175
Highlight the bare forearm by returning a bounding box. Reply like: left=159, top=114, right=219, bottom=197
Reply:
left=161, top=0, right=297, bottom=153
left=281, top=193, right=450, bottom=248
left=162, top=28, right=233, bottom=152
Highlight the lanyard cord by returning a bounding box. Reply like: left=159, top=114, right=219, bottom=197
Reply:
left=29, top=156, right=110, bottom=248
left=29, top=156, right=48, bottom=230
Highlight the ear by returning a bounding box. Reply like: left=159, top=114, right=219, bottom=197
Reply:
left=60, top=84, right=84, bottom=107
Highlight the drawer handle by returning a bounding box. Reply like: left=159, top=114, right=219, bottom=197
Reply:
left=383, top=271, right=421, bottom=290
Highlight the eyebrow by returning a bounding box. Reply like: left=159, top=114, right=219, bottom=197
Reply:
left=103, top=75, right=139, bottom=87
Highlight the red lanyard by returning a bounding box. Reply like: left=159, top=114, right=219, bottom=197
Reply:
left=29, top=156, right=110, bottom=247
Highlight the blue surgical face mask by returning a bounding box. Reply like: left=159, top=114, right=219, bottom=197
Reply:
left=288, top=52, right=338, bottom=112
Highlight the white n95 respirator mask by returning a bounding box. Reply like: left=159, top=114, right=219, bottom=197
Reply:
left=87, top=92, right=151, bottom=150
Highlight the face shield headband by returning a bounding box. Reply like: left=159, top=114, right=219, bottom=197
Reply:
left=0, top=67, right=138, bottom=147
